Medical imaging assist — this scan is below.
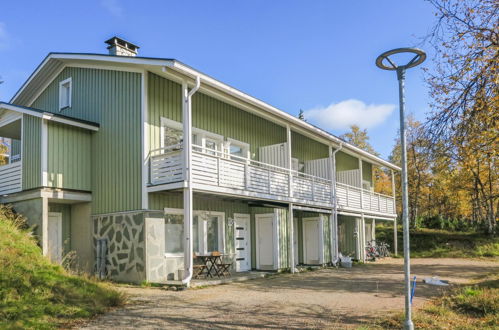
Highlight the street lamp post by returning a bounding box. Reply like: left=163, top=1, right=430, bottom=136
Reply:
left=376, top=48, right=426, bottom=330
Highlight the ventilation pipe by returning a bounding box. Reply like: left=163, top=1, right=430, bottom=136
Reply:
left=181, top=75, right=201, bottom=286
left=331, top=142, right=343, bottom=265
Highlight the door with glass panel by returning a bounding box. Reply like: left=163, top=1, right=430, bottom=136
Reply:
left=234, top=214, right=251, bottom=272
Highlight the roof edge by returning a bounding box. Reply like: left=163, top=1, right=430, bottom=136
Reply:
left=0, top=102, right=100, bottom=131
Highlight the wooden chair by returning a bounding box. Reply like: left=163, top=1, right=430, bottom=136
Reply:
left=192, top=254, right=207, bottom=279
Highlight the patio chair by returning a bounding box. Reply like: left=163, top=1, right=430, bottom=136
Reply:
left=192, top=254, right=207, bottom=279
left=219, top=254, right=232, bottom=277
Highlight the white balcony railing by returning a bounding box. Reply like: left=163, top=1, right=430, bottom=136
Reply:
left=0, top=162, right=22, bottom=195
left=336, top=182, right=395, bottom=214
left=148, top=146, right=395, bottom=214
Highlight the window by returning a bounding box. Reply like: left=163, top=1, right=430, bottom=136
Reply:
left=195, top=212, right=224, bottom=254
left=227, top=138, right=249, bottom=161
left=165, top=211, right=184, bottom=254
left=160, top=118, right=223, bottom=155
left=164, top=209, right=225, bottom=256
left=59, top=78, right=72, bottom=110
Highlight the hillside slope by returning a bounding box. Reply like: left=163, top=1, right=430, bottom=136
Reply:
left=0, top=206, right=124, bottom=329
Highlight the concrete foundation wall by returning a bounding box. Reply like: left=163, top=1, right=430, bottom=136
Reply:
left=10, top=198, right=44, bottom=241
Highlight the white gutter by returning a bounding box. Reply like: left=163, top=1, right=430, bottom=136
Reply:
left=181, top=75, right=201, bottom=286
left=331, top=142, right=343, bottom=265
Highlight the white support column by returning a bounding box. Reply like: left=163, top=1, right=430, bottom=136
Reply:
left=288, top=203, right=295, bottom=273
left=286, top=125, right=293, bottom=198
left=358, top=158, right=364, bottom=210
left=41, top=119, right=48, bottom=187
left=391, top=169, right=398, bottom=256
left=391, top=169, right=396, bottom=213
left=41, top=196, right=49, bottom=256
left=329, top=146, right=338, bottom=264
left=141, top=70, right=149, bottom=209
left=361, top=214, right=366, bottom=262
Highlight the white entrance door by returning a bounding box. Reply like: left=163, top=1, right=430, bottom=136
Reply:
left=234, top=214, right=251, bottom=272
left=293, top=217, right=299, bottom=265
left=303, top=217, right=321, bottom=264
left=256, top=214, right=276, bottom=270
left=48, top=212, right=63, bottom=263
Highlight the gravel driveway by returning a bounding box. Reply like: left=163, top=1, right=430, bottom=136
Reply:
left=80, top=258, right=498, bottom=329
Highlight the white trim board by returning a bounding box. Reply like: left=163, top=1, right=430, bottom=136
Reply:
left=0, top=103, right=99, bottom=131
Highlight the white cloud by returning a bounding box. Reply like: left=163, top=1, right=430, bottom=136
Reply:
left=0, top=22, right=10, bottom=50
left=303, top=99, right=396, bottom=130
left=101, top=0, right=124, bottom=17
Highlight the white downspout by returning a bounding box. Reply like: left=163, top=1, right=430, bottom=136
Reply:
left=181, top=75, right=201, bottom=286
left=331, top=143, right=343, bottom=265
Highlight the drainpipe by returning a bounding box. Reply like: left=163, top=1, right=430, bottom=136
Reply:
left=330, top=143, right=343, bottom=265
left=181, top=76, right=201, bottom=286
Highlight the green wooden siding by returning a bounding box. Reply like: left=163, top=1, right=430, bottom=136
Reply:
left=336, top=150, right=359, bottom=171
left=32, top=67, right=142, bottom=214
left=22, top=114, right=41, bottom=190
left=47, top=122, right=91, bottom=191
left=277, top=208, right=289, bottom=269
left=147, top=73, right=286, bottom=160
left=147, top=73, right=182, bottom=152
left=49, top=203, right=72, bottom=254
left=336, top=151, right=374, bottom=185
left=291, top=131, right=329, bottom=162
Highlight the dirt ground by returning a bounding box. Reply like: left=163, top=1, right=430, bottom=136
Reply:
left=80, top=258, right=498, bottom=329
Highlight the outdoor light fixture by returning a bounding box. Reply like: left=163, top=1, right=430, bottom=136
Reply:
left=376, top=47, right=426, bottom=330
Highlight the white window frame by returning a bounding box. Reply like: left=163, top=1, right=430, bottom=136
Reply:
left=163, top=208, right=225, bottom=257
left=58, top=77, right=72, bottom=111
left=164, top=208, right=184, bottom=257
left=160, top=117, right=223, bottom=155
left=193, top=210, right=225, bottom=255
left=226, top=138, right=250, bottom=160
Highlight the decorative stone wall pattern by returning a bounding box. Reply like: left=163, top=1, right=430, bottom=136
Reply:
left=93, top=212, right=146, bottom=283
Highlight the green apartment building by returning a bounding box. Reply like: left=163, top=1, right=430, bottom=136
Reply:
left=0, top=37, right=399, bottom=285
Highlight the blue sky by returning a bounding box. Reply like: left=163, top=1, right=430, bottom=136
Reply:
left=0, top=0, right=437, bottom=159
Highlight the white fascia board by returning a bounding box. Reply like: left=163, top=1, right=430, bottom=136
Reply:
left=166, top=61, right=401, bottom=171
left=40, top=113, right=99, bottom=131
left=0, top=103, right=99, bottom=131
left=51, top=53, right=174, bottom=66
left=10, top=55, right=54, bottom=103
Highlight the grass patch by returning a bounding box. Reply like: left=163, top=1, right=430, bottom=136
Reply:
left=372, top=273, right=499, bottom=329
left=376, top=225, right=499, bottom=258
left=0, top=205, right=125, bottom=329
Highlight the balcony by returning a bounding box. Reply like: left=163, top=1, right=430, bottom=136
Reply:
left=0, top=161, right=22, bottom=195
left=336, top=182, right=395, bottom=215
left=148, top=146, right=395, bottom=215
